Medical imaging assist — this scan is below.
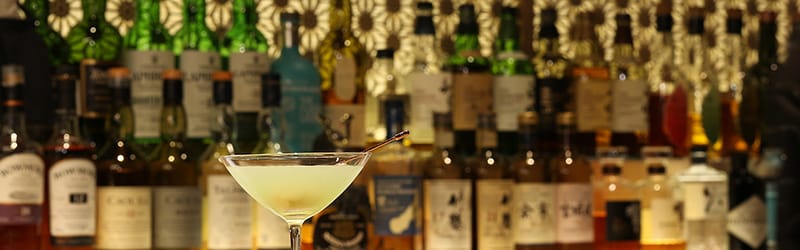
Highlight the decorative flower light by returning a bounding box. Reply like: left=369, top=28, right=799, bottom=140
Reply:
left=106, top=0, right=135, bottom=36
left=257, top=0, right=294, bottom=58
left=206, top=0, right=233, bottom=40
left=433, top=0, right=464, bottom=55
left=48, top=0, right=82, bottom=37
left=477, top=0, right=517, bottom=56
left=352, top=0, right=388, bottom=53
left=160, top=0, right=182, bottom=35
left=291, top=0, right=329, bottom=55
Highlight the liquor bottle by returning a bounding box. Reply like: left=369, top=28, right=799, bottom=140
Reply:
left=729, top=151, right=766, bottom=250
left=173, top=0, right=222, bottom=159
left=149, top=69, right=202, bottom=250
left=571, top=11, right=611, bottom=156
left=221, top=0, right=269, bottom=154
left=676, top=147, right=728, bottom=250
left=20, top=0, right=69, bottom=66
left=551, top=112, right=593, bottom=250
left=270, top=12, right=323, bottom=153
left=491, top=7, right=535, bottom=156
left=0, top=65, right=46, bottom=249
left=368, top=99, right=419, bottom=249
left=647, top=2, right=686, bottom=152
left=717, top=9, right=749, bottom=156
left=740, top=12, right=779, bottom=150
left=445, top=4, right=493, bottom=157
left=532, top=8, right=571, bottom=156
left=422, top=113, right=472, bottom=250
left=94, top=67, right=151, bottom=250
left=406, top=2, right=450, bottom=145
left=124, top=0, right=175, bottom=157
left=366, top=49, right=407, bottom=143
left=592, top=147, right=640, bottom=250
left=682, top=8, right=716, bottom=151
left=200, top=71, right=254, bottom=250
left=753, top=148, right=784, bottom=250
left=472, top=113, right=513, bottom=250
left=639, top=146, right=684, bottom=250
left=43, top=69, right=97, bottom=250
left=252, top=73, right=292, bottom=250
left=318, top=0, right=370, bottom=150
left=609, top=14, right=647, bottom=156
left=512, top=111, right=555, bottom=249
left=313, top=184, right=370, bottom=250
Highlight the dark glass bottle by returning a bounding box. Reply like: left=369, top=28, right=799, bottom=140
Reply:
left=20, top=0, right=70, bottom=66
left=728, top=152, right=766, bottom=250
left=609, top=14, right=647, bottom=156
left=740, top=12, right=779, bottom=151
left=571, top=12, right=611, bottom=156
left=551, top=112, right=593, bottom=250
left=532, top=8, right=571, bottom=157
left=472, top=113, right=513, bottom=249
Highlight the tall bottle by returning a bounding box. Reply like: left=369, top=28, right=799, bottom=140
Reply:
left=551, top=112, right=593, bottom=250
left=740, top=12, right=779, bottom=151
left=472, top=113, right=513, bottom=250
left=717, top=9, right=749, bottom=156
left=592, top=147, right=640, bottom=250
left=20, top=0, right=69, bottom=66
left=676, top=147, right=728, bottom=250
left=366, top=49, right=405, bottom=143
left=406, top=2, right=450, bottom=145
left=682, top=8, right=716, bottom=151
left=492, top=7, right=535, bottom=156
left=318, top=0, right=370, bottom=150
left=270, top=12, right=323, bottom=153
left=149, top=69, right=202, bottom=250
left=728, top=152, right=766, bottom=250
left=639, top=147, right=684, bottom=250
left=173, top=0, right=222, bottom=159
left=512, top=111, right=555, bottom=249
left=368, top=99, right=419, bottom=249
left=43, top=69, right=97, bottom=250
left=532, top=8, right=571, bottom=156
left=221, top=0, right=269, bottom=154
left=124, top=0, right=175, bottom=157
left=0, top=65, right=46, bottom=249
left=571, top=11, right=611, bottom=156
left=609, top=14, right=647, bottom=156
left=647, top=2, right=686, bottom=153
left=423, top=113, right=471, bottom=250
left=446, top=4, right=493, bottom=157
left=94, top=67, right=151, bottom=250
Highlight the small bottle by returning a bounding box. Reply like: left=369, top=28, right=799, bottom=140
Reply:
left=639, top=147, right=684, bottom=250
left=676, top=147, right=728, bottom=250
left=551, top=112, right=593, bottom=250
left=593, top=147, right=640, bottom=250
left=473, top=113, right=514, bottom=250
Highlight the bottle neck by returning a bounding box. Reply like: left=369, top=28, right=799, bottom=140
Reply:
left=518, top=124, right=536, bottom=152
left=613, top=43, right=635, bottom=61
left=280, top=21, right=301, bottom=52
left=412, top=34, right=438, bottom=72
left=183, top=0, right=207, bottom=27
left=433, top=127, right=454, bottom=151
left=52, top=108, right=81, bottom=140
left=495, top=15, right=519, bottom=53
left=81, top=0, right=105, bottom=21
left=160, top=105, right=187, bottom=141
left=107, top=101, right=135, bottom=141
left=211, top=103, right=236, bottom=143
left=329, top=0, right=352, bottom=31
left=231, top=0, right=258, bottom=28
left=134, top=0, right=159, bottom=25
left=759, top=21, right=778, bottom=64
left=536, top=37, right=560, bottom=55
left=2, top=105, right=28, bottom=138
left=257, top=106, right=283, bottom=151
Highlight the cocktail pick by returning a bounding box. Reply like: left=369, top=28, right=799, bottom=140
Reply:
left=363, top=130, right=410, bottom=153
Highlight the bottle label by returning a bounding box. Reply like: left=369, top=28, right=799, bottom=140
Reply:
left=513, top=183, right=556, bottom=244
left=605, top=201, right=641, bottom=241
left=683, top=182, right=728, bottom=220
left=423, top=179, right=472, bottom=250
left=96, top=187, right=151, bottom=249
left=48, top=159, right=96, bottom=238
left=281, top=79, right=323, bottom=152
left=644, top=198, right=682, bottom=241
left=727, top=195, right=767, bottom=248
left=451, top=73, right=493, bottom=130
left=181, top=50, right=221, bottom=138
left=323, top=104, right=366, bottom=147
left=333, top=56, right=358, bottom=101
left=257, top=205, right=291, bottom=248
left=0, top=153, right=44, bottom=225
left=555, top=183, right=593, bottom=243
left=78, top=61, right=114, bottom=118
left=611, top=79, right=648, bottom=132
left=153, top=186, right=202, bottom=248
left=313, top=186, right=370, bottom=250
left=575, top=76, right=611, bottom=132
left=407, top=72, right=451, bottom=144
left=493, top=75, right=535, bottom=132
left=535, top=77, right=570, bottom=119
left=476, top=179, right=514, bottom=249
left=207, top=175, right=253, bottom=249
left=231, top=51, right=270, bottom=113
left=125, top=50, right=175, bottom=139
left=373, top=175, right=420, bottom=236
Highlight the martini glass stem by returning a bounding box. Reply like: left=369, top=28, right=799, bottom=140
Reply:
left=289, top=223, right=302, bottom=250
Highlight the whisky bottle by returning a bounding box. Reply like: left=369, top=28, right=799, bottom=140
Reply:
left=728, top=152, right=766, bottom=250
left=0, top=65, right=46, bottom=249
left=318, top=0, right=371, bottom=150
left=20, top=0, right=69, bottom=66
left=124, top=0, right=174, bottom=157
left=446, top=4, right=493, bottom=157
left=472, top=113, right=513, bottom=250
left=592, top=147, right=640, bottom=250
left=740, top=12, right=779, bottom=150
left=609, top=14, right=647, bottom=156
left=639, top=147, right=684, bottom=250
left=423, top=113, right=471, bottom=249
left=149, top=69, right=202, bottom=250
left=682, top=8, right=716, bottom=151
left=366, top=49, right=406, bottom=143
left=551, top=112, right=593, bottom=250
left=492, top=7, right=534, bottom=156
left=512, top=111, right=555, bottom=249
left=532, top=8, right=571, bottom=156
left=717, top=9, right=749, bottom=156
left=647, top=2, right=686, bottom=152
left=94, top=67, right=151, bottom=250
left=677, top=147, right=728, bottom=250
left=572, top=11, right=611, bottom=155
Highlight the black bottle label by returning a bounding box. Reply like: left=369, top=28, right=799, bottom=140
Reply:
left=605, top=201, right=641, bottom=241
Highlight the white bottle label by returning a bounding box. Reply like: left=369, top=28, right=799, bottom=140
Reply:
left=407, top=72, right=451, bottom=144
left=476, top=179, right=514, bottom=249
left=207, top=175, right=253, bottom=249
left=575, top=78, right=611, bottom=132
left=48, top=158, right=96, bottom=237
left=125, top=50, right=175, bottom=139
left=257, top=204, right=290, bottom=248
left=555, top=183, right=593, bottom=243
left=96, top=187, right=152, bottom=249
left=683, top=182, right=728, bottom=220
left=727, top=195, right=767, bottom=248
left=493, top=75, right=535, bottom=131
left=611, top=79, right=648, bottom=132
left=646, top=198, right=682, bottom=241
left=423, top=179, right=472, bottom=250
left=153, top=186, right=202, bottom=248
left=513, top=183, right=556, bottom=244
left=333, top=56, right=357, bottom=101
left=451, top=73, right=493, bottom=130
left=323, top=104, right=366, bottom=147
left=231, top=51, right=270, bottom=113
left=181, top=50, right=221, bottom=138
left=0, top=153, right=44, bottom=204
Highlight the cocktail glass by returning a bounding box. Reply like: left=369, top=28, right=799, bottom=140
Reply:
left=220, top=152, right=371, bottom=250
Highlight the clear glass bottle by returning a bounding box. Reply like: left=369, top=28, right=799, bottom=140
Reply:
left=366, top=49, right=406, bottom=144
left=638, top=147, right=684, bottom=250
left=609, top=14, right=647, bottom=156
left=676, top=147, right=729, bottom=250
left=572, top=11, right=611, bottom=156
left=532, top=8, right=571, bottom=157
left=592, top=147, right=640, bottom=250
left=472, top=113, right=513, bottom=250
left=551, top=112, right=593, bottom=250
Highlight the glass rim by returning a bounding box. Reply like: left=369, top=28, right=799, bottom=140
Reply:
left=220, top=152, right=371, bottom=166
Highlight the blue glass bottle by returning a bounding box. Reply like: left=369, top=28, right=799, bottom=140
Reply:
left=269, top=12, right=323, bottom=152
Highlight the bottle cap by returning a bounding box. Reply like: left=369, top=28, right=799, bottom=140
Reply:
left=212, top=70, right=232, bottom=81
left=261, top=73, right=281, bottom=107
left=518, top=111, right=538, bottom=125
left=539, top=8, right=559, bottom=38
left=280, top=12, right=300, bottom=23
left=556, top=112, right=575, bottom=126
left=162, top=69, right=183, bottom=105
left=726, top=9, right=743, bottom=34
left=687, top=7, right=705, bottom=34
left=456, top=4, right=478, bottom=34
left=602, top=163, right=622, bottom=175
left=213, top=71, right=233, bottom=105
left=416, top=2, right=433, bottom=10
left=107, top=67, right=131, bottom=79
left=656, top=1, right=673, bottom=32
left=376, top=49, right=395, bottom=59
left=501, top=6, right=516, bottom=16
left=760, top=11, right=777, bottom=22
left=162, top=69, right=182, bottom=80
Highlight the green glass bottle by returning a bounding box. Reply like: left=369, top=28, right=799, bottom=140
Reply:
left=172, top=0, right=222, bottom=159
left=65, top=0, right=122, bottom=63
left=124, top=0, right=175, bottom=158
left=491, top=6, right=534, bottom=156
left=21, top=0, right=70, bottom=66
left=220, top=0, right=269, bottom=154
